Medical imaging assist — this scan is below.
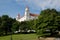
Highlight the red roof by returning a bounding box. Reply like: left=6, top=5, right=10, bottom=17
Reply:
left=30, top=13, right=39, bottom=16
left=17, top=13, right=39, bottom=19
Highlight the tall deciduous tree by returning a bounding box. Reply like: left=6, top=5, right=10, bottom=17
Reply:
left=0, top=15, right=15, bottom=35
left=35, top=9, right=59, bottom=37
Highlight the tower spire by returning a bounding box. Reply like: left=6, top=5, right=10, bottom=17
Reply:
left=16, top=13, right=20, bottom=20
left=24, top=5, right=30, bottom=20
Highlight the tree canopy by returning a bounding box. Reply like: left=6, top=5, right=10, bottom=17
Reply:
left=35, top=9, right=60, bottom=37
left=0, top=15, right=17, bottom=35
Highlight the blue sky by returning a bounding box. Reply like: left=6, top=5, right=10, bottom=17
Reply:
left=0, top=0, right=60, bottom=18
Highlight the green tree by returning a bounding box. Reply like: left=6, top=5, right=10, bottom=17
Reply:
left=12, top=21, right=20, bottom=32
left=27, top=20, right=35, bottom=30
left=0, top=15, right=19, bottom=35
left=1, top=15, right=9, bottom=35
left=0, top=15, right=14, bottom=35
left=55, top=16, right=60, bottom=31
left=35, top=9, right=59, bottom=37
left=0, top=17, right=3, bottom=35
left=19, top=21, right=33, bottom=32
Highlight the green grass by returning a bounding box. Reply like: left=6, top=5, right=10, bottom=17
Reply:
left=0, top=34, right=38, bottom=40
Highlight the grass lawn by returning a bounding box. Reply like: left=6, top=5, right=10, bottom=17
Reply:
left=0, top=34, right=38, bottom=40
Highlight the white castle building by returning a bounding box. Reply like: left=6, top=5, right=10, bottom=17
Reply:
left=16, top=7, right=39, bottom=22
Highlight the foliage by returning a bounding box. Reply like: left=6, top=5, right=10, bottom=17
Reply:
left=0, top=15, right=35, bottom=35
left=19, top=21, right=31, bottom=32
left=12, top=21, right=20, bottom=31
left=0, top=15, right=16, bottom=35
left=35, top=9, right=60, bottom=37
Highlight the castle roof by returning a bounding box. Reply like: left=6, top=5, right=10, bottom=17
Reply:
left=30, top=13, right=39, bottom=17
left=17, top=13, right=39, bottom=19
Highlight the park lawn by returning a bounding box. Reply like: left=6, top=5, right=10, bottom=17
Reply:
left=0, top=34, right=38, bottom=40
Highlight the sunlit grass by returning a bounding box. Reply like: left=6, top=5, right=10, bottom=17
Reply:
left=0, top=34, right=38, bottom=40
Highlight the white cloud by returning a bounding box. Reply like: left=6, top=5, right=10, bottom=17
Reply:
left=16, top=0, right=60, bottom=10
left=27, top=0, right=60, bottom=10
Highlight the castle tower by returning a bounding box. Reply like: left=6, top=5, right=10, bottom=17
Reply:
left=25, top=6, right=30, bottom=20
left=16, top=13, right=20, bottom=20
